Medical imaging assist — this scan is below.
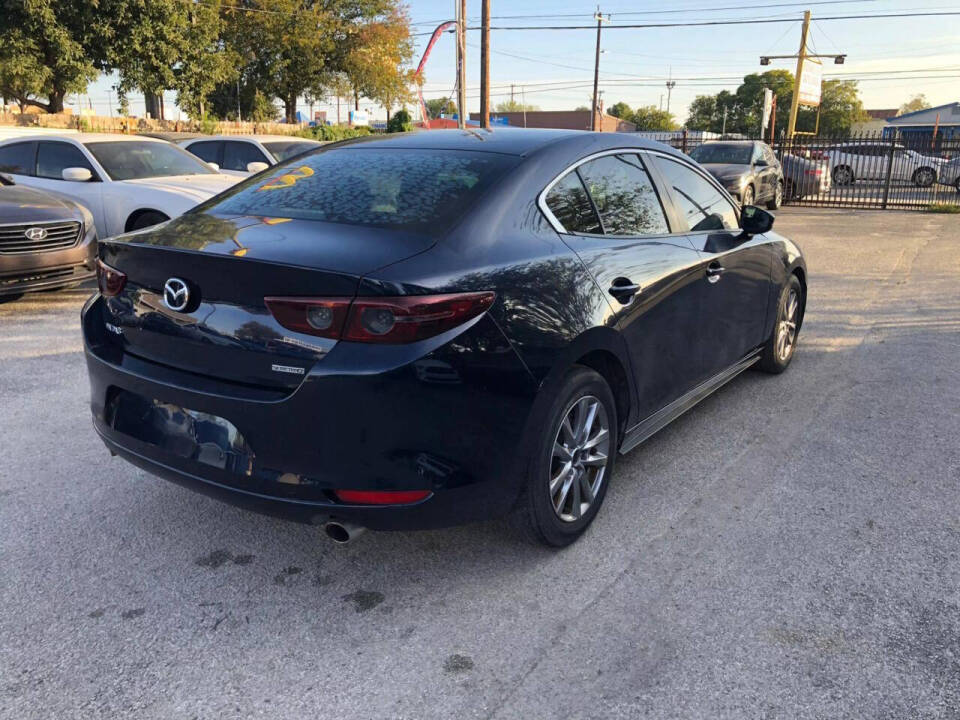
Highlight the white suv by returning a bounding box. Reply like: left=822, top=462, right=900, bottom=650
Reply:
left=823, top=142, right=945, bottom=187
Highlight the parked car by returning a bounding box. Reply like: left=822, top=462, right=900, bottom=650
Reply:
left=822, top=141, right=945, bottom=187
left=780, top=150, right=831, bottom=199
left=179, top=135, right=323, bottom=177
left=0, top=173, right=97, bottom=298
left=83, top=130, right=806, bottom=547
left=0, top=134, right=241, bottom=239
left=937, top=156, right=960, bottom=193
left=688, top=140, right=783, bottom=209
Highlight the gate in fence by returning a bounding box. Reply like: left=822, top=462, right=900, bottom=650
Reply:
left=636, top=130, right=960, bottom=210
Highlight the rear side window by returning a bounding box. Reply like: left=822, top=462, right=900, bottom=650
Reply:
left=0, top=142, right=36, bottom=175
left=186, top=141, right=222, bottom=165
left=576, top=154, right=668, bottom=236
left=223, top=141, right=269, bottom=171
left=201, top=148, right=518, bottom=233
left=653, top=156, right=738, bottom=232
left=37, top=142, right=96, bottom=180
left=544, top=171, right=601, bottom=234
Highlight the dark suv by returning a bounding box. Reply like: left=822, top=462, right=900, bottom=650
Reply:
left=688, top=141, right=783, bottom=209
left=0, top=174, right=97, bottom=299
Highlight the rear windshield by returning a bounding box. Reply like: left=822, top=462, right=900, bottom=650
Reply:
left=689, top=143, right=753, bottom=165
left=262, top=140, right=321, bottom=162
left=198, top=147, right=517, bottom=233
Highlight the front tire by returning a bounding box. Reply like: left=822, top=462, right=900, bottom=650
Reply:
left=913, top=167, right=936, bottom=188
left=513, top=367, right=617, bottom=547
left=127, top=210, right=169, bottom=232
left=758, top=274, right=803, bottom=374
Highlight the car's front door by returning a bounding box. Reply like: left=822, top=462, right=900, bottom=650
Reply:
left=29, top=141, right=105, bottom=231
left=222, top=141, right=271, bottom=175
left=647, top=152, right=774, bottom=379
left=543, top=152, right=708, bottom=421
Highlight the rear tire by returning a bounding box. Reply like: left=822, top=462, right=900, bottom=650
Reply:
left=833, top=165, right=854, bottom=186
left=512, top=367, right=617, bottom=547
left=758, top=274, right=803, bottom=374
left=913, top=167, right=936, bottom=188
left=766, top=180, right=783, bottom=210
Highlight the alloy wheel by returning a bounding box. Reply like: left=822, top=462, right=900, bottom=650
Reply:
left=915, top=168, right=935, bottom=187
left=777, top=288, right=800, bottom=362
left=550, top=395, right=610, bottom=523
left=834, top=166, right=852, bottom=185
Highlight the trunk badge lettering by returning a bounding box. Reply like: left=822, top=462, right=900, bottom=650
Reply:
left=271, top=364, right=305, bottom=375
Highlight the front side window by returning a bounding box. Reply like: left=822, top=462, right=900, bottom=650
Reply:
left=85, top=141, right=215, bottom=181
left=544, top=171, right=601, bottom=234
left=654, top=156, right=738, bottom=232
left=576, top=154, right=668, bottom=236
left=37, top=142, right=96, bottom=180
left=198, top=148, right=518, bottom=234
left=223, top=141, right=270, bottom=171
left=0, top=142, right=36, bottom=175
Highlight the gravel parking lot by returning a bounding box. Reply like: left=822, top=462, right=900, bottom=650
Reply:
left=2, top=208, right=959, bottom=719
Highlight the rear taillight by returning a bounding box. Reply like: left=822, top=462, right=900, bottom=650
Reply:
left=333, top=489, right=431, bottom=505
left=804, top=169, right=823, bottom=176
left=265, top=292, right=495, bottom=344
left=96, top=259, right=126, bottom=297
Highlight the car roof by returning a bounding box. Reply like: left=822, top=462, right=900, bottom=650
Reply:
left=184, top=134, right=321, bottom=144
left=329, top=128, right=689, bottom=158
left=0, top=133, right=168, bottom=145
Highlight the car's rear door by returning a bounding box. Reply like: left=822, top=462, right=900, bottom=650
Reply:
left=646, top=152, right=774, bottom=379
left=542, top=151, right=707, bottom=421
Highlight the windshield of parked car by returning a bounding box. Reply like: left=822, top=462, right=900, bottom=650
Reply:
left=689, top=143, right=754, bottom=165
left=263, top=141, right=321, bottom=162
left=197, top=148, right=518, bottom=233
left=85, top=141, right=216, bottom=181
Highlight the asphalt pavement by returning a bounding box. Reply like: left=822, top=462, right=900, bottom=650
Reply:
left=2, top=208, right=959, bottom=719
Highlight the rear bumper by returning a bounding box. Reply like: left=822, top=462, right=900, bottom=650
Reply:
left=82, top=295, right=540, bottom=530
left=0, top=229, right=97, bottom=296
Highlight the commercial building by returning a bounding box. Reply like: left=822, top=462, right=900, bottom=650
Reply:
left=468, top=110, right=635, bottom=132
left=883, top=102, right=960, bottom=141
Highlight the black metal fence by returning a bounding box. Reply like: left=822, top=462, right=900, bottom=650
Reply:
left=636, top=130, right=960, bottom=210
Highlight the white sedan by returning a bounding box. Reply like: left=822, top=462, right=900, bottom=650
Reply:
left=0, top=134, right=241, bottom=238
left=179, top=135, right=323, bottom=177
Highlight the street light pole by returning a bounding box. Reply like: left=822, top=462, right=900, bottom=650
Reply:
left=480, top=0, right=491, bottom=129
left=457, top=0, right=467, bottom=129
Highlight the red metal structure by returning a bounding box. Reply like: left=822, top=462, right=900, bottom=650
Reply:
left=414, top=21, right=457, bottom=129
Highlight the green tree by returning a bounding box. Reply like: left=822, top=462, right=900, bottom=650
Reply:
left=607, top=101, right=632, bottom=119
left=425, top=97, right=456, bottom=118
left=341, top=5, right=416, bottom=117
left=0, top=0, right=101, bottom=112
left=899, top=93, right=931, bottom=114
left=495, top=99, right=539, bottom=113
left=630, top=105, right=678, bottom=131
left=814, top=79, right=868, bottom=136
left=386, top=108, right=411, bottom=133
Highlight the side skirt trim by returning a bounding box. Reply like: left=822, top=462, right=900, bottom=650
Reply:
left=619, top=352, right=760, bottom=455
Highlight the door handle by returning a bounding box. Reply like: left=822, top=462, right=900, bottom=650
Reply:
left=706, top=262, right=725, bottom=284
left=608, top=278, right=641, bottom=304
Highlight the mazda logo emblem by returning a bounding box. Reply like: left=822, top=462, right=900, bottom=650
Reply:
left=24, top=227, right=48, bottom=241
left=163, top=278, right=190, bottom=312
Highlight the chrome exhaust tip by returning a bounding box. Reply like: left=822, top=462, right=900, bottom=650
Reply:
left=323, top=521, right=366, bottom=544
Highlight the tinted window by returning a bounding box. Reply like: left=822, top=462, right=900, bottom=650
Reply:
left=200, top=148, right=517, bottom=233
left=0, top=142, right=36, bottom=175
left=654, top=157, right=738, bottom=232
left=544, top=171, right=601, bottom=234
left=37, top=142, right=96, bottom=180
left=263, top=141, right=320, bottom=162
left=689, top=143, right=753, bottom=165
left=86, top=141, right=214, bottom=180
left=576, top=154, right=668, bottom=235
left=186, top=141, right=222, bottom=165
left=223, top=141, right=269, bottom=171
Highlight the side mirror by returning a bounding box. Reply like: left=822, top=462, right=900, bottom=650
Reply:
left=62, top=167, right=93, bottom=182
left=740, top=205, right=774, bottom=235
left=207, top=162, right=220, bottom=171
left=753, top=158, right=768, bottom=167
left=246, top=161, right=270, bottom=174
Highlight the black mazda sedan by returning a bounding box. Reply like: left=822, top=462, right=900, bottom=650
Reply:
left=82, top=130, right=805, bottom=546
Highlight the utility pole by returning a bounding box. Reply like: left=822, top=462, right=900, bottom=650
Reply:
left=591, top=8, right=606, bottom=132
left=787, top=10, right=811, bottom=138
left=722, top=106, right=728, bottom=135
left=456, top=0, right=467, bottom=129
left=480, top=0, right=491, bottom=128
left=665, top=80, right=676, bottom=115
